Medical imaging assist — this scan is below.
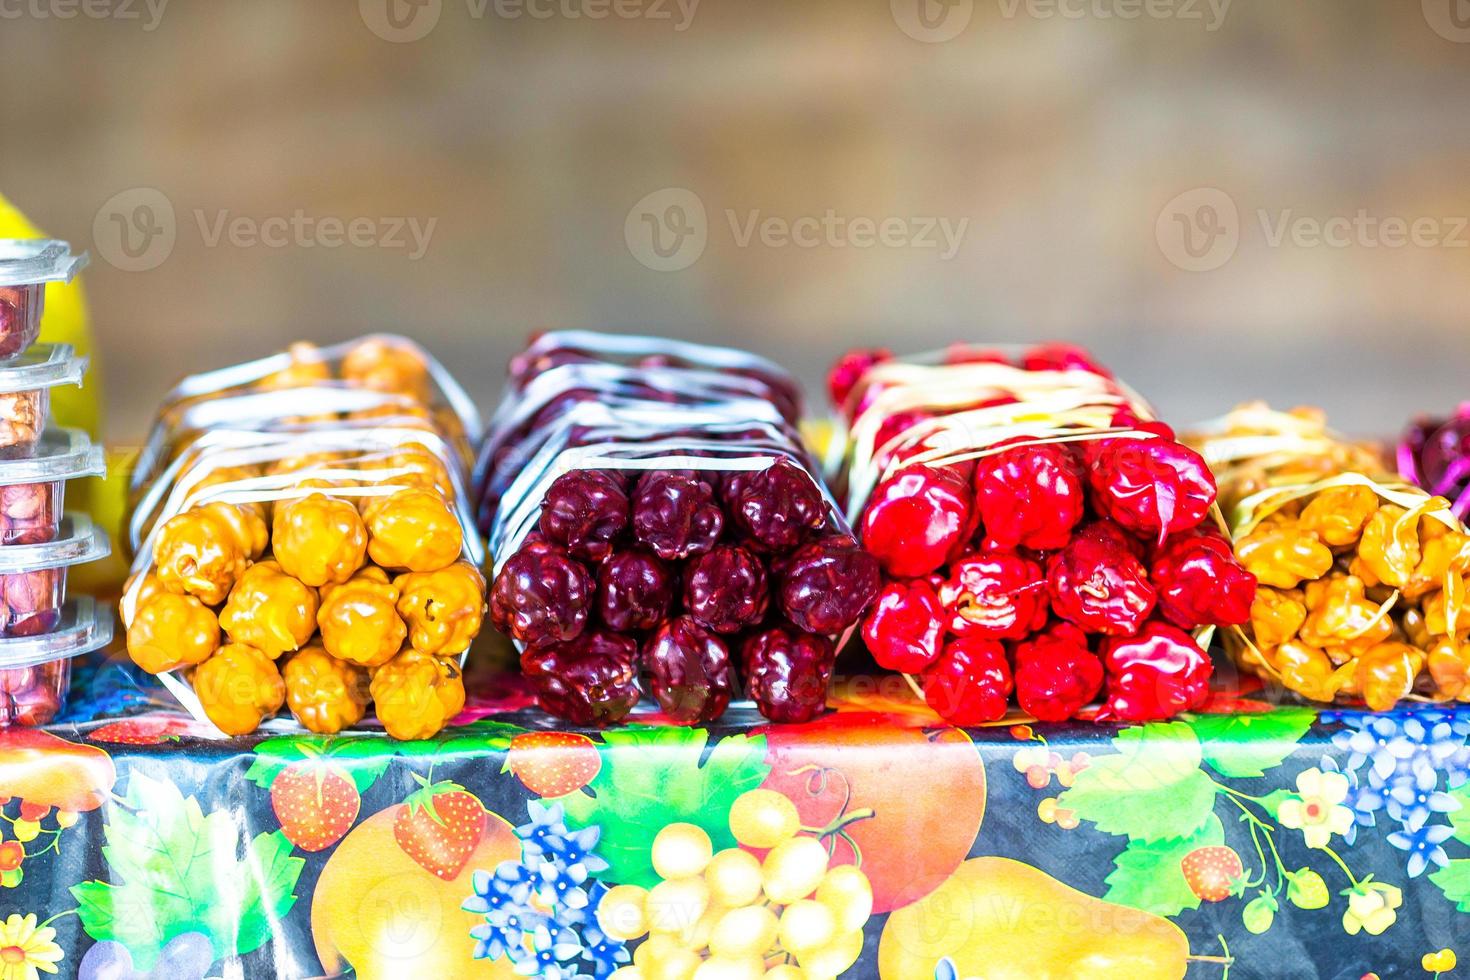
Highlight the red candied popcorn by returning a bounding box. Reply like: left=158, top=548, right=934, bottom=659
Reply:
left=938, top=551, right=1049, bottom=640
left=1014, top=624, right=1104, bottom=722
left=860, top=465, right=975, bottom=578
left=1150, top=526, right=1257, bottom=629
left=973, top=441, right=1086, bottom=551
left=1087, top=437, right=1217, bottom=544
left=1100, top=621, right=1213, bottom=722
left=923, top=636, right=1013, bottom=725
left=861, top=578, right=945, bottom=673
left=1046, top=522, right=1156, bottom=636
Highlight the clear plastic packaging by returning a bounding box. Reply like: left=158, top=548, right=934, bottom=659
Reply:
left=828, top=344, right=1245, bottom=726
left=0, top=344, right=89, bottom=458
left=0, top=514, right=110, bottom=638
left=123, top=342, right=485, bottom=739
left=0, top=240, right=88, bottom=361
left=133, top=335, right=481, bottom=493
left=0, top=428, right=107, bottom=546
left=482, top=334, right=875, bottom=727
left=0, top=596, right=115, bottom=727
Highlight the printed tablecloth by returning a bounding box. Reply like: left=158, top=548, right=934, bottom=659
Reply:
left=1, top=654, right=1466, bottom=980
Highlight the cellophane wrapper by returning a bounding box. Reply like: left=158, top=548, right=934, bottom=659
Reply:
left=121, top=335, right=488, bottom=740
left=478, top=331, right=875, bottom=727
left=1399, top=401, right=1470, bottom=524
left=829, top=344, right=1250, bottom=725
left=1189, top=403, right=1470, bottom=709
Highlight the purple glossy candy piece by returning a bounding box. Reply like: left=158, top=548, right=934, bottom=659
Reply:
left=521, top=630, right=640, bottom=726
left=489, top=542, right=594, bottom=648
left=740, top=624, right=835, bottom=723
left=631, top=472, right=724, bottom=561
left=685, top=545, right=769, bottom=635
left=778, top=534, right=881, bottom=635
left=727, top=458, right=826, bottom=554
left=643, top=616, right=734, bottom=724
left=597, top=549, right=676, bottom=633
left=539, top=468, right=630, bottom=561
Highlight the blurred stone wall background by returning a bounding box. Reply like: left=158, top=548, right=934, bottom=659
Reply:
left=0, top=0, right=1467, bottom=439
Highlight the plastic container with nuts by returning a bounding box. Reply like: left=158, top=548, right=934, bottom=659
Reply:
left=0, top=514, right=109, bottom=638
left=0, top=344, right=89, bottom=459
left=1189, top=404, right=1470, bottom=710
left=0, top=428, right=107, bottom=546
left=122, top=337, right=487, bottom=740
left=0, top=240, right=87, bottom=362
left=0, top=597, right=114, bottom=727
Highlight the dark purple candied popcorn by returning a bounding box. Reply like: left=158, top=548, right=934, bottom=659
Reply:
left=597, top=549, right=676, bottom=633
left=740, top=625, right=835, bottom=723
left=489, top=542, right=594, bottom=648
left=643, top=616, right=734, bottom=724
left=727, top=459, right=826, bottom=554
left=631, top=472, right=724, bottom=561
left=684, top=545, right=769, bottom=634
left=538, top=468, right=630, bottom=561
left=778, top=534, right=881, bottom=635
left=521, top=631, right=640, bottom=726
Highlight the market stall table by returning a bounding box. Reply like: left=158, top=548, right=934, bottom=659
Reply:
left=1, top=652, right=1466, bottom=980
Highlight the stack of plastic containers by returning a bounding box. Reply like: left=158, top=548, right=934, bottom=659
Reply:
left=0, top=240, right=112, bottom=726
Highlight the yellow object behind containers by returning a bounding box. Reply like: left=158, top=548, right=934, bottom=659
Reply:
left=1, top=194, right=129, bottom=592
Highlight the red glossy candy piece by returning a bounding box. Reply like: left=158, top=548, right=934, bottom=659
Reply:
left=740, top=625, right=836, bottom=724
left=923, top=636, right=1013, bottom=725
left=643, top=616, right=734, bottom=725
left=1100, top=620, right=1213, bottom=722
left=1087, top=438, right=1217, bottom=543
left=1046, top=522, right=1156, bottom=636
left=973, top=441, right=1086, bottom=551
left=939, top=551, right=1049, bottom=640
left=520, top=630, right=640, bottom=726
left=861, top=465, right=975, bottom=578
left=1151, top=527, right=1257, bottom=629
left=489, top=542, right=594, bottom=648
left=828, top=347, right=893, bottom=410
left=778, top=535, right=881, bottom=635
left=1020, top=343, right=1112, bottom=377
left=1014, top=626, right=1104, bottom=722
left=861, top=578, right=945, bottom=673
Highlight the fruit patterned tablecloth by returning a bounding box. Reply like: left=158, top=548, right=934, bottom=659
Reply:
left=0, top=656, right=1467, bottom=980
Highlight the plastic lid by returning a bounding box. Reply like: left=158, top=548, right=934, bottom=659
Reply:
left=0, top=344, right=88, bottom=394
left=0, top=596, right=113, bottom=669
left=0, top=428, right=106, bottom=486
left=0, top=240, right=89, bottom=287
left=0, top=515, right=110, bottom=573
